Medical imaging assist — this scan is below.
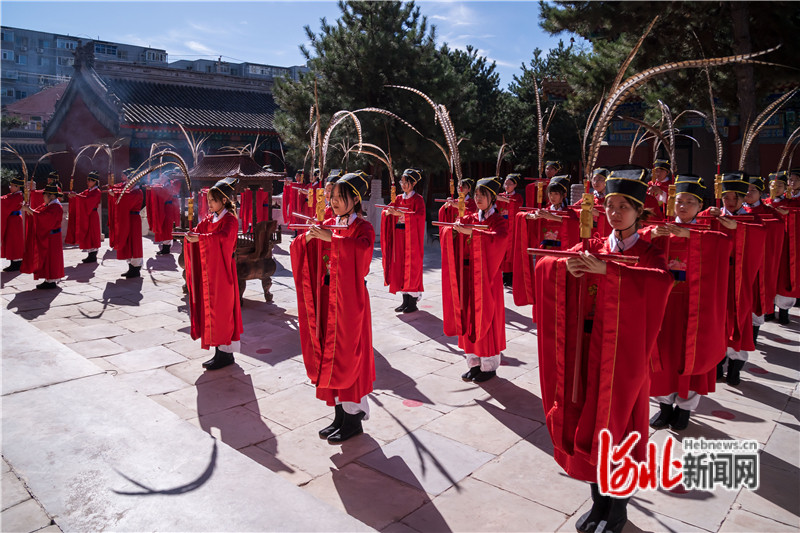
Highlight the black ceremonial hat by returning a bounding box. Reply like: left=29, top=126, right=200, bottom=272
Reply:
left=675, top=174, right=706, bottom=201
left=749, top=174, right=766, bottom=192
left=43, top=182, right=61, bottom=195
left=592, top=168, right=609, bottom=178
left=721, top=172, right=750, bottom=196
left=505, top=173, right=522, bottom=185
left=544, top=160, right=561, bottom=171
left=771, top=171, right=788, bottom=184
left=653, top=158, right=671, bottom=172
left=211, top=177, right=238, bottom=203
left=547, top=175, right=571, bottom=195
left=402, top=168, right=423, bottom=184
left=326, top=169, right=344, bottom=184
left=605, top=168, right=650, bottom=206
left=476, top=176, right=503, bottom=198
left=48, top=171, right=60, bottom=181
left=339, top=171, right=370, bottom=202
left=87, top=170, right=101, bottom=183
left=10, top=175, right=25, bottom=186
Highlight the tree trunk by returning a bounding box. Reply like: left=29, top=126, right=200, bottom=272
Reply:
left=730, top=1, right=758, bottom=173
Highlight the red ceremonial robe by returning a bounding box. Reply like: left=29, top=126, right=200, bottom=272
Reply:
left=107, top=182, right=126, bottom=249
left=744, top=207, right=785, bottom=315
left=147, top=185, right=179, bottom=242
left=290, top=216, right=376, bottom=405
left=65, top=198, right=78, bottom=246
left=535, top=237, right=672, bottom=482
left=498, top=191, right=524, bottom=273
left=29, top=189, right=45, bottom=210
left=525, top=180, right=549, bottom=208
left=184, top=211, right=243, bottom=349
left=643, top=178, right=671, bottom=220
left=440, top=210, right=509, bottom=358
left=21, top=200, right=64, bottom=280
left=645, top=228, right=732, bottom=398
left=774, top=206, right=800, bottom=298
left=240, top=189, right=271, bottom=233
left=438, top=196, right=477, bottom=224
left=294, top=182, right=320, bottom=221
left=511, top=209, right=580, bottom=307
left=72, top=187, right=102, bottom=250
left=112, top=189, right=145, bottom=261
left=381, top=192, right=426, bottom=293
left=1, top=191, right=25, bottom=260
left=699, top=208, right=766, bottom=352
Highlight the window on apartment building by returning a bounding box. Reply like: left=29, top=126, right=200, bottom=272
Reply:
left=1, top=30, right=14, bottom=42
left=2, top=50, right=14, bottom=61
left=38, top=39, right=51, bottom=49
left=146, top=50, right=166, bottom=62
left=38, top=57, right=51, bottom=67
left=95, top=43, right=117, bottom=56
left=231, top=68, right=238, bottom=76
left=117, top=50, right=128, bottom=60
left=15, top=90, right=27, bottom=99
left=56, top=39, right=77, bottom=50
left=4, top=88, right=14, bottom=97
left=57, top=56, right=74, bottom=66
left=15, top=55, right=26, bottom=65
left=2, top=70, right=18, bottom=80
left=15, top=36, right=28, bottom=47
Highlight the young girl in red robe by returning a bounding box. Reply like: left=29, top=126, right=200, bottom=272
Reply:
left=184, top=178, right=243, bottom=371
left=67, top=171, right=102, bottom=264
left=535, top=169, right=672, bottom=533
left=438, top=177, right=477, bottom=223
left=440, top=177, right=509, bottom=383
left=1, top=176, right=25, bottom=272
left=291, top=172, right=376, bottom=443
left=111, top=174, right=146, bottom=279
left=699, top=173, right=765, bottom=386
left=381, top=168, right=426, bottom=313
left=645, top=175, right=732, bottom=431
left=525, top=160, right=560, bottom=206
left=498, top=173, right=525, bottom=288
left=147, top=172, right=181, bottom=255
left=767, top=170, right=800, bottom=325
left=643, top=158, right=671, bottom=220
left=21, top=182, right=65, bottom=289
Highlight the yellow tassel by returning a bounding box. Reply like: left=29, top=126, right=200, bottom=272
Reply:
left=316, top=188, right=325, bottom=221
left=458, top=190, right=465, bottom=218
left=666, top=184, right=677, bottom=217
left=580, top=180, right=594, bottom=239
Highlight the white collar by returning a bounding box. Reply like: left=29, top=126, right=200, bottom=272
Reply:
left=88, top=185, right=99, bottom=191
left=337, top=212, right=357, bottom=226
left=402, top=190, right=416, bottom=200
left=675, top=216, right=697, bottom=224
left=49, top=198, right=61, bottom=206
left=722, top=205, right=746, bottom=216
left=608, top=230, right=640, bottom=253
left=478, top=205, right=495, bottom=222
left=746, top=199, right=761, bottom=208
left=212, top=208, right=228, bottom=222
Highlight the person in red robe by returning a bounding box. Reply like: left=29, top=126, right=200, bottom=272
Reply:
left=440, top=177, right=509, bottom=383
left=184, top=178, right=243, bottom=371
left=497, top=173, right=525, bottom=288
left=323, top=169, right=344, bottom=220
left=66, top=171, right=102, bottom=264
left=644, top=175, right=732, bottom=431
left=111, top=178, right=146, bottom=279
left=381, top=168, right=426, bottom=313
left=744, top=174, right=785, bottom=343
left=21, top=182, right=65, bottom=289
left=525, top=160, right=560, bottom=206
left=699, top=172, right=766, bottom=386
left=146, top=172, right=181, bottom=255
left=1, top=176, right=26, bottom=272
left=290, top=172, right=376, bottom=443
left=28, top=172, right=62, bottom=211
left=535, top=168, right=672, bottom=533
left=511, top=175, right=580, bottom=308
left=767, top=170, right=800, bottom=324
left=438, top=177, right=477, bottom=223
left=643, top=158, right=671, bottom=220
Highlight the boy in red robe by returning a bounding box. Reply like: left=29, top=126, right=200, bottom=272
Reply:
left=440, top=177, right=509, bottom=383
left=535, top=168, right=672, bottom=533
left=643, top=158, right=672, bottom=220
left=768, top=170, right=800, bottom=324
left=66, top=171, right=103, bottom=264
left=525, top=160, right=560, bottom=206
left=381, top=168, right=426, bottom=313
left=146, top=172, right=181, bottom=255
left=1, top=176, right=26, bottom=272
left=438, top=177, right=477, bottom=223
left=111, top=178, right=146, bottom=279
left=184, top=177, right=243, bottom=371
left=645, top=175, right=732, bottom=431
left=699, top=172, right=766, bottom=386
left=497, top=173, right=525, bottom=287
left=290, top=172, right=376, bottom=443
left=21, top=182, right=65, bottom=289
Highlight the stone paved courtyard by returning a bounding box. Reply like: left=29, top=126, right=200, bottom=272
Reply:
left=2, top=231, right=799, bottom=532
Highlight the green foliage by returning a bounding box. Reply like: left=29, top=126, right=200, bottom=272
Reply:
left=273, top=0, right=503, bottom=190
left=1, top=166, right=20, bottom=185
left=1, top=115, right=26, bottom=132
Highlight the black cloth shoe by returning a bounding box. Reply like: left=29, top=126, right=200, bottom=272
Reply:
left=202, top=348, right=221, bottom=368
left=461, top=366, right=481, bottom=382
left=778, top=308, right=790, bottom=325
left=669, top=407, right=691, bottom=431
left=576, top=483, right=610, bottom=533
left=319, top=404, right=345, bottom=439
left=35, top=281, right=57, bottom=290
left=716, top=357, right=726, bottom=381
left=649, top=402, right=674, bottom=430
left=81, top=251, right=97, bottom=264
left=726, top=359, right=745, bottom=386
left=203, top=349, right=235, bottom=371
left=403, top=296, right=418, bottom=313
left=473, top=370, right=497, bottom=383
left=395, top=294, right=409, bottom=312
left=3, top=260, right=22, bottom=272
left=752, top=325, right=760, bottom=347
left=327, top=411, right=365, bottom=444
left=597, top=497, right=629, bottom=533
left=502, top=272, right=512, bottom=287
left=764, top=312, right=776, bottom=322
left=122, top=265, right=141, bottom=278
left=156, top=243, right=172, bottom=255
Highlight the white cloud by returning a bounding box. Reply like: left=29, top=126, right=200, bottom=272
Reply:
left=186, top=41, right=216, bottom=55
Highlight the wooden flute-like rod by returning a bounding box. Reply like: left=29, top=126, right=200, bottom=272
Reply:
left=288, top=224, right=348, bottom=230
left=375, top=204, right=414, bottom=213
left=527, top=248, right=639, bottom=264
left=432, top=221, right=489, bottom=229
left=519, top=207, right=573, bottom=216
left=647, top=221, right=712, bottom=229
left=697, top=214, right=755, bottom=221
left=292, top=212, right=318, bottom=222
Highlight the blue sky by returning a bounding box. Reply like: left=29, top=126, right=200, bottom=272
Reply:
left=1, top=1, right=578, bottom=89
